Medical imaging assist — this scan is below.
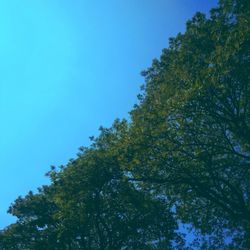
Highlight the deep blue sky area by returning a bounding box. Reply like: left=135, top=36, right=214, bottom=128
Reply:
left=0, top=0, right=218, bottom=228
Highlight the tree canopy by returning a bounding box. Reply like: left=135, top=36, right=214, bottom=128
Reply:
left=1, top=0, right=249, bottom=249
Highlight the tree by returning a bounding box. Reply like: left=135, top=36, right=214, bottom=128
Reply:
left=0, top=121, right=180, bottom=249
left=1, top=0, right=249, bottom=249
left=127, top=0, right=250, bottom=247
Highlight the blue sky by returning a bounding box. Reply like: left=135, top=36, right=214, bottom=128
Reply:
left=0, top=0, right=218, bottom=228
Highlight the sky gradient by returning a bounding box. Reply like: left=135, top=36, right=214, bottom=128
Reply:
left=0, top=0, right=218, bottom=228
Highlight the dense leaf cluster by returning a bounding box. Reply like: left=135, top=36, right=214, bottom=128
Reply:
left=1, top=0, right=249, bottom=249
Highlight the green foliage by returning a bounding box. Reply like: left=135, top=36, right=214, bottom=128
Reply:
left=1, top=0, right=249, bottom=249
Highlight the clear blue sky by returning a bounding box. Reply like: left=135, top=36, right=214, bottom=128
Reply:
left=0, top=0, right=218, bottom=228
